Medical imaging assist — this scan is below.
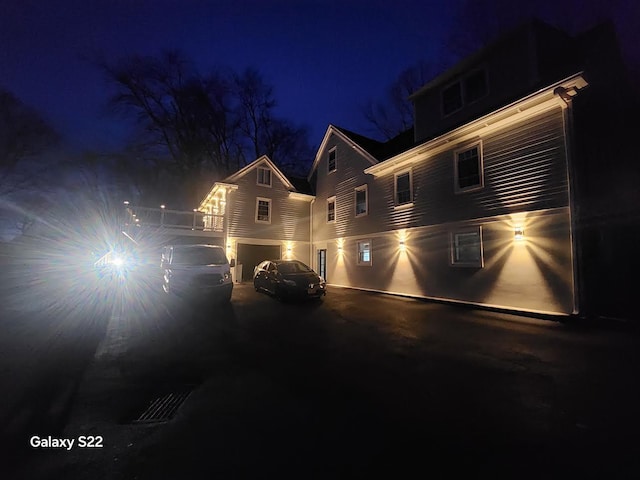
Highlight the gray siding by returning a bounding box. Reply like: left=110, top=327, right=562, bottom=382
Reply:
left=312, top=133, right=376, bottom=241
left=227, top=168, right=311, bottom=242
left=314, top=106, right=568, bottom=241
left=322, top=208, right=574, bottom=314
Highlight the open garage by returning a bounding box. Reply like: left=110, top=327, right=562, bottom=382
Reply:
left=236, top=243, right=281, bottom=281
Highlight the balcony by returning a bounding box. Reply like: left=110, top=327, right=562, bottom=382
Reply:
left=123, top=205, right=225, bottom=237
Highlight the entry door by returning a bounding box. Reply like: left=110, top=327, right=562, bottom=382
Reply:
left=317, top=249, right=327, bottom=282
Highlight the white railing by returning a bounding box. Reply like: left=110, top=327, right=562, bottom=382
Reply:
left=124, top=205, right=224, bottom=232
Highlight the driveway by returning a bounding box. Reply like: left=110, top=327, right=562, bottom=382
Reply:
left=8, top=282, right=640, bottom=479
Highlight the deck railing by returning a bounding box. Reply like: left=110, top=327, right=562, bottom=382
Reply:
left=124, top=205, right=224, bottom=232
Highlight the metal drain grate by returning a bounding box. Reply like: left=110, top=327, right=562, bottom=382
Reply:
left=133, top=389, right=193, bottom=424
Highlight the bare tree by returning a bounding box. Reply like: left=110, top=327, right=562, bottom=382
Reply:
left=233, top=68, right=314, bottom=175
left=362, top=61, right=437, bottom=140
left=0, top=89, right=60, bottom=197
left=101, top=56, right=313, bottom=206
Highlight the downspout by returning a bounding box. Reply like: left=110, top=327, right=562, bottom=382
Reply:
left=310, top=198, right=315, bottom=268
left=555, top=87, right=582, bottom=317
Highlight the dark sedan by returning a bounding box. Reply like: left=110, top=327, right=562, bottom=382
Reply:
left=253, top=259, right=326, bottom=300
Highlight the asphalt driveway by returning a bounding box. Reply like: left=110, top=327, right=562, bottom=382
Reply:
left=7, top=282, right=640, bottom=479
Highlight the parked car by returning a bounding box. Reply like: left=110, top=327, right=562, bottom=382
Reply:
left=253, top=259, right=326, bottom=300
left=161, top=244, right=233, bottom=303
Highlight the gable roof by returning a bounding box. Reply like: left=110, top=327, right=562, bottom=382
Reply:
left=307, top=125, right=379, bottom=181
left=307, top=124, right=417, bottom=181
left=288, top=176, right=314, bottom=195
left=225, top=155, right=295, bottom=190
left=199, top=155, right=316, bottom=210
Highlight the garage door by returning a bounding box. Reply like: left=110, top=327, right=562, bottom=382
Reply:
left=237, top=243, right=281, bottom=281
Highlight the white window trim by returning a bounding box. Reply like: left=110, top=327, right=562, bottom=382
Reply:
left=449, top=226, right=484, bottom=268
left=393, top=168, right=413, bottom=209
left=354, top=184, right=368, bottom=218
left=356, top=239, right=372, bottom=266
left=255, top=197, right=272, bottom=224
left=454, top=140, right=484, bottom=194
left=256, top=167, right=272, bottom=187
left=327, top=196, right=336, bottom=223
left=327, top=146, right=337, bottom=174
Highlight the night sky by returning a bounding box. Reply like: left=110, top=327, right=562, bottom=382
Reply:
left=0, top=0, right=637, bottom=152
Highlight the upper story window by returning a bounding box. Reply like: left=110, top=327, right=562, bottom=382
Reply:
left=394, top=169, right=413, bottom=207
left=327, top=196, right=336, bottom=223
left=257, top=167, right=272, bottom=187
left=442, top=69, right=488, bottom=117
left=328, top=147, right=337, bottom=173
left=455, top=142, right=484, bottom=192
left=442, top=82, right=463, bottom=116
left=464, top=70, right=488, bottom=103
left=450, top=227, right=483, bottom=268
left=355, top=185, right=368, bottom=217
left=255, top=197, right=271, bottom=224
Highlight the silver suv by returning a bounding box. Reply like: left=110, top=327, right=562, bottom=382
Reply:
left=161, top=244, right=233, bottom=303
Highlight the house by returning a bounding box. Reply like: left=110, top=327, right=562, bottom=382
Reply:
left=305, top=20, right=639, bottom=318
left=198, top=156, right=314, bottom=282
left=129, top=20, right=638, bottom=320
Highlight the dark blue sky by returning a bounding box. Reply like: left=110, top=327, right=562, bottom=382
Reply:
left=0, top=0, right=637, bottom=152
left=0, top=0, right=463, bottom=151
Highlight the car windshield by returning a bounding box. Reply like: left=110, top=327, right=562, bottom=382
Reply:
left=277, top=261, right=312, bottom=274
left=172, top=247, right=227, bottom=266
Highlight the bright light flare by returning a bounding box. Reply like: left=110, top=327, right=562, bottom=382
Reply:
left=111, top=256, right=125, bottom=267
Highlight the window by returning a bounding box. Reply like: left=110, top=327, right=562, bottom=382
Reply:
left=442, top=69, right=488, bottom=116
left=450, top=227, right=483, bottom=267
left=327, top=196, right=336, bottom=223
left=455, top=142, right=483, bottom=192
left=464, top=70, right=487, bottom=103
left=394, top=170, right=413, bottom=206
left=357, top=240, right=372, bottom=266
left=257, top=167, right=272, bottom=187
left=355, top=185, right=368, bottom=217
left=255, top=197, right=271, bottom=223
left=328, top=147, right=337, bottom=173
left=442, top=82, right=463, bottom=116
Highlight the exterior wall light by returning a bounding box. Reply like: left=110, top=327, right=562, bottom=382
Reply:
left=123, top=200, right=130, bottom=205
left=160, top=204, right=166, bottom=209
left=514, top=226, right=524, bottom=241
left=399, top=240, right=406, bottom=251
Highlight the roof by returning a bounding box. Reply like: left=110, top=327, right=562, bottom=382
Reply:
left=224, top=155, right=294, bottom=190
left=333, top=125, right=417, bottom=161
left=288, top=176, right=314, bottom=195
left=307, top=124, right=417, bottom=180
left=410, top=19, right=573, bottom=100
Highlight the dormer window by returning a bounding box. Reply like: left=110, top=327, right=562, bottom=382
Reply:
left=328, top=147, right=337, bottom=173
left=257, top=167, right=272, bottom=187
left=464, top=70, right=487, bottom=103
left=442, top=69, right=488, bottom=117
left=442, top=83, right=463, bottom=116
